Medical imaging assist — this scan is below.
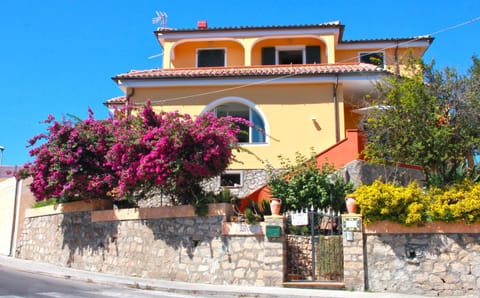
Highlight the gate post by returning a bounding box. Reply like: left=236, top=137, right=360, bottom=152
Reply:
left=342, top=214, right=365, bottom=291
left=263, top=215, right=286, bottom=287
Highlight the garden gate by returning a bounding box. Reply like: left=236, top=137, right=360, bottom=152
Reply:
left=285, top=209, right=344, bottom=283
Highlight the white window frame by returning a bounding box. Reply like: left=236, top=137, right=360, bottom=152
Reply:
left=220, top=171, right=243, bottom=188
left=358, top=51, right=386, bottom=68
left=276, top=46, right=306, bottom=65
left=196, top=48, right=227, bottom=67
left=202, top=96, right=270, bottom=146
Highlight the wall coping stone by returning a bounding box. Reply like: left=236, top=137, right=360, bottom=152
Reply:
left=364, top=220, right=480, bottom=234
left=25, top=200, right=113, bottom=218
left=91, top=203, right=233, bottom=222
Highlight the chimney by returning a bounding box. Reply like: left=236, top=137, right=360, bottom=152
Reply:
left=197, top=20, right=208, bottom=29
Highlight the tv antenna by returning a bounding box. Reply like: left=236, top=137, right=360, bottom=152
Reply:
left=152, top=11, right=168, bottom=29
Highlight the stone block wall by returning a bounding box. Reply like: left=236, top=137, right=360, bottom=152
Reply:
left=342, top=214, right=364, bottom=291
left=16, top=205, right=285, bottom=287
left=364, top=222, right=480, bottom=297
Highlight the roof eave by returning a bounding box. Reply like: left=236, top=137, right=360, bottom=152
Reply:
left=114, top=71, right=389, bottom=89
left=154, top=22, right=344, bottom=34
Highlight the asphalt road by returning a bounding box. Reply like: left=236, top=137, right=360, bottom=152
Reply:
left=0, top=265, right=203, bottom=298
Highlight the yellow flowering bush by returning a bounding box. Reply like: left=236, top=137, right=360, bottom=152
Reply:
left=354, top=179, right=480, bottom=225
left=429, top=181, right=480, bottom=223
left=354, top=180, right=428, bottom=225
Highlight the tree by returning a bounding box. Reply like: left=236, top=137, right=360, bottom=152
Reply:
left=363, top=57, right=480, bottom=186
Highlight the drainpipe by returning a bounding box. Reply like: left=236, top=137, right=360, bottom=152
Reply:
left=333, top=75, right=340, bottom=142
left=126, top=88, right=135, bottom=116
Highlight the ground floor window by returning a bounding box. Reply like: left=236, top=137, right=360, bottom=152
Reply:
left=220, top=172, right=243, bottom=187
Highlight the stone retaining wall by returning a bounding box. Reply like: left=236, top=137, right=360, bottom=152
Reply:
left=17, top=200, right=480, bottom=296
left=16, top=204, right=285, bottom=287
left=364, top=221, right=480, bottom=296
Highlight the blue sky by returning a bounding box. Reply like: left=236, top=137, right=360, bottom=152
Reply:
left=1, top=0, right=479, bottom=166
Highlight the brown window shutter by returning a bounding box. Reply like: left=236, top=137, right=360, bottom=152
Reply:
left=262, top=47, right=276, bottom=65
left=306, top=46, right=321, bottom=64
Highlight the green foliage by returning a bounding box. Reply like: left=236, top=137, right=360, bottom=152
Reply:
left=261, top=199, right=272, bottom=216
left=244, top=207, right=262, bottom=225
left=363, top=57, right=480, bottom=187
left=33, top=198, right=58, bottom=208
left=427, top=163, right=480, bottom=188
left=192, top=189, right=237, bottom=217
left=354, top=179, right=480, bottom=225
left=266, top=151, right=354, bottom=212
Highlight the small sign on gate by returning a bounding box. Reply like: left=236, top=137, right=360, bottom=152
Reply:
left=291, top=212, right=308, bottom=226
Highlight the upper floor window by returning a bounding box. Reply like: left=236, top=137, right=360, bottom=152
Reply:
left=211, top=102, right=266, bottom=144
left=197, top=48, right=225, bottom=67
left=359, top=52, right=385, bottom=68
left=262, top=46, right=320, bottom=65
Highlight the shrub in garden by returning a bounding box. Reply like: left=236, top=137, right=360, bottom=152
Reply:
left=353, top=180, right=429, bottom=225
left=266, top=152, right=354, bottom=212
left=18, top=110, right=118, bottom=202
left=429, top=181, right=480, bottom=223
left=354, top=179, right=480, bottom=225
left=18, top=102, right=248, bottom=206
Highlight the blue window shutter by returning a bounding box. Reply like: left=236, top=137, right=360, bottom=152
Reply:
left=251, top=110, right=266, bottom=143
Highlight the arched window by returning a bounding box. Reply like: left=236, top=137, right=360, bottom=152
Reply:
left=204, top=98, right=267, bottom=144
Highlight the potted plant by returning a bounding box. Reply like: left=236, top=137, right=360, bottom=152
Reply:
left=265, top=161, right=287, bottom=215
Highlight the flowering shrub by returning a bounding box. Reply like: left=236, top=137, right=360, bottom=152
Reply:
left=354, top=179, right=480, bottom=225
left=429, top=181, right=480, bottom=223
left=106, top=104, right=249, bottom=204
left=18, top=109, right=117, bottom=202
left=354, top=180, right=428, bottom=225
left=19, top=103, right=248, bottom=205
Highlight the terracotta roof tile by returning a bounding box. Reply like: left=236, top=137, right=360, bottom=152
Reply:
left=342, top=36, right=433, bottom=44
left=156, top=21, right=343, bottom=33
left=155, top=22, right=432, bottom=45
left=104, top=95, right=126, bottom=104
left=113, top=63, right=387, bottom=80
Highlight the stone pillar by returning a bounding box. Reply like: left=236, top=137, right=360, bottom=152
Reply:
left=342, top=214, right=365, bottom=291
left=263, top=215, right=286, bottom=287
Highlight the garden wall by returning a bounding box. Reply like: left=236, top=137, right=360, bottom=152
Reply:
left=16, top=203, right=285, bottom=287
left=364, top=221, right=480, bottom=296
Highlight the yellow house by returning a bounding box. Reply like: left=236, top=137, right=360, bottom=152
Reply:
left=109, top=20, right=432, bottom=198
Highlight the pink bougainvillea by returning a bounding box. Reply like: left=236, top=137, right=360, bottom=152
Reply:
left=18, top=103, right=249, bottom=205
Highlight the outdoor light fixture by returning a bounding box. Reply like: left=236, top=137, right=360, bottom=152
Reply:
left=0, top=145, right=4, bottom=169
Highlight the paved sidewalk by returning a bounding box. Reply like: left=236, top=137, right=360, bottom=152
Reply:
left=0, top=255, right=472, bottom=298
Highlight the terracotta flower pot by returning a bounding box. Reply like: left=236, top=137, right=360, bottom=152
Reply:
left=346, top=196, right=357, bottom=214
left=270, top=198, right=282, bottom=215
